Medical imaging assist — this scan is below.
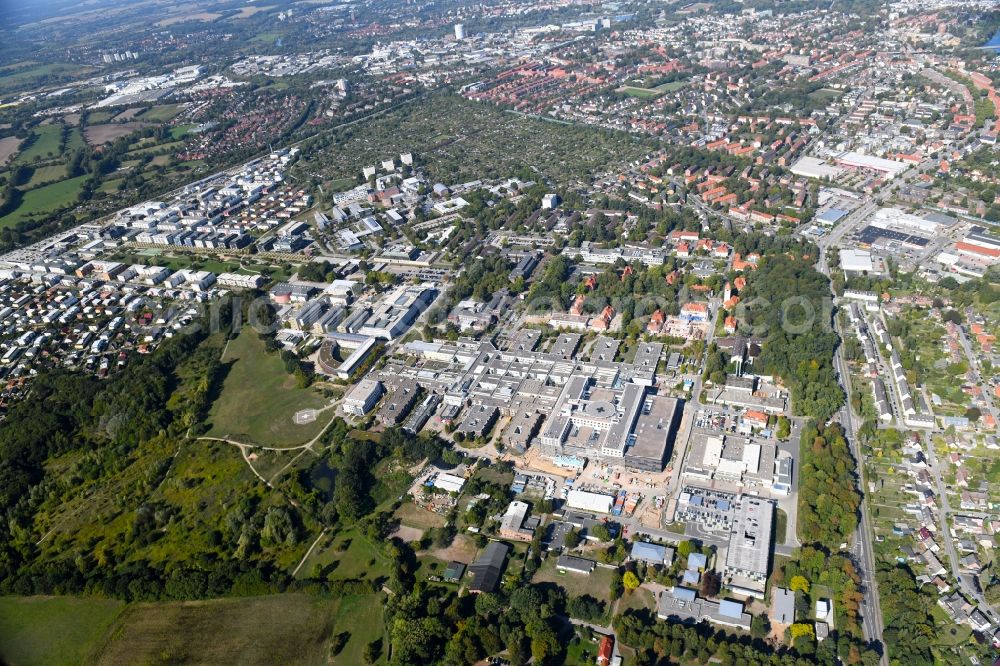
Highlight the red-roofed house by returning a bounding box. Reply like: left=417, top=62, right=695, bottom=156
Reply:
left=750, top=210, right=776, bottom=224
left=670, top=230, right=699, bottom=243
left=648, top=310, right=665, bottom=334
left=597, top=635, right=614, bottom=666
left=681, top=302, right=709, bottom=321
left=733, top=253, right=759, bottom=272
left=592, top=305, right=615, bottom=331
left=729, top=205, right=751, bottom=221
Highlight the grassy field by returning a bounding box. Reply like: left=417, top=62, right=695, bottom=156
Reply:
left=93, top=594, right=336, bottom=665
left=140, top=104, right=184, bottom=122
left=99, top=178, right=123, bottom=194
left=27, top=333, right=319, bottom=584
left=171, top=124, right=197, bottom=140
left=532, top=557, right=615, bottom=602
left=618, top=586, right=657, bottom=614
left=206, top=327, right=330, bottom=446
left=84, top=122, right=145, bottom=145
left=141, top=439, right=309, bottom=570
left=252, top=31, right=284, bottom=44
left=328, top=177, right=357, bottom=192
left=0, top=596, right=125, bottom=666
left=653, top=81, right=687, bottom=92
left=394, top=501, right=447, bottom=529
left=0, top=174, right=87, bottom=228
left=473, top=464, right=514, bottom=486
left=618, top=81, right=687, bottom=99
left=178, top=158, right=207, bottom=170
left=86, top=110, right=116, bottom=123
left=565, top=629, right=605, bottom=666
left=156, top=11, right=222, bottom=27
left=618, top=86, right=660, bottom=99
left=110, top=108, right=144, bottom=122
left=298, top=528, right=394, bottom=582
left=807, top=88, right=842, bottom=106
left=231, top=5, right=276, bottom=18
left=32, top=435, right=309, bottom=573
left=331, top=593, right=386, bottom=664
left=126, top=139, right=185, bottom=158
left=13, top=123, right=63, bottom=164
left=24, top=163, right=67, bottom=188
left=0, top=63, right=86, bottom=94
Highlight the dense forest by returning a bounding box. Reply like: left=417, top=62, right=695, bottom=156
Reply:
left=744, top=252, right=844, bottom=423
left=876, top=564, right=937, bottom=666
left=796, top=422, right=862, bottom=551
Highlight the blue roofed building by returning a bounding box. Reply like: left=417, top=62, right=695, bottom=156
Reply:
left=630, top=541, right=674, bottom=566
left=687, top=552, right=708, bottom=570
left=657, top=587, right=752, bottom=630
left=719, top=600, right=745, bottom=620
left=817, top=208, right=848, bottom=225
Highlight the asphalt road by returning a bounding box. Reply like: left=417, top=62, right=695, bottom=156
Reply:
left=834, top=344, right=888, bottom=660
left=955, top=324, right=1000, bottom=428
left=821, top=222, right=888, bottom=661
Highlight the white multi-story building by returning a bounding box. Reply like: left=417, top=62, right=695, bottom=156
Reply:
left=344, top=378, right=383, bottom=416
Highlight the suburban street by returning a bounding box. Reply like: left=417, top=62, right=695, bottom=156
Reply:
left=955, top=323, right=1000, bottom=428
left=923, top=429, right=1000, bottom=624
